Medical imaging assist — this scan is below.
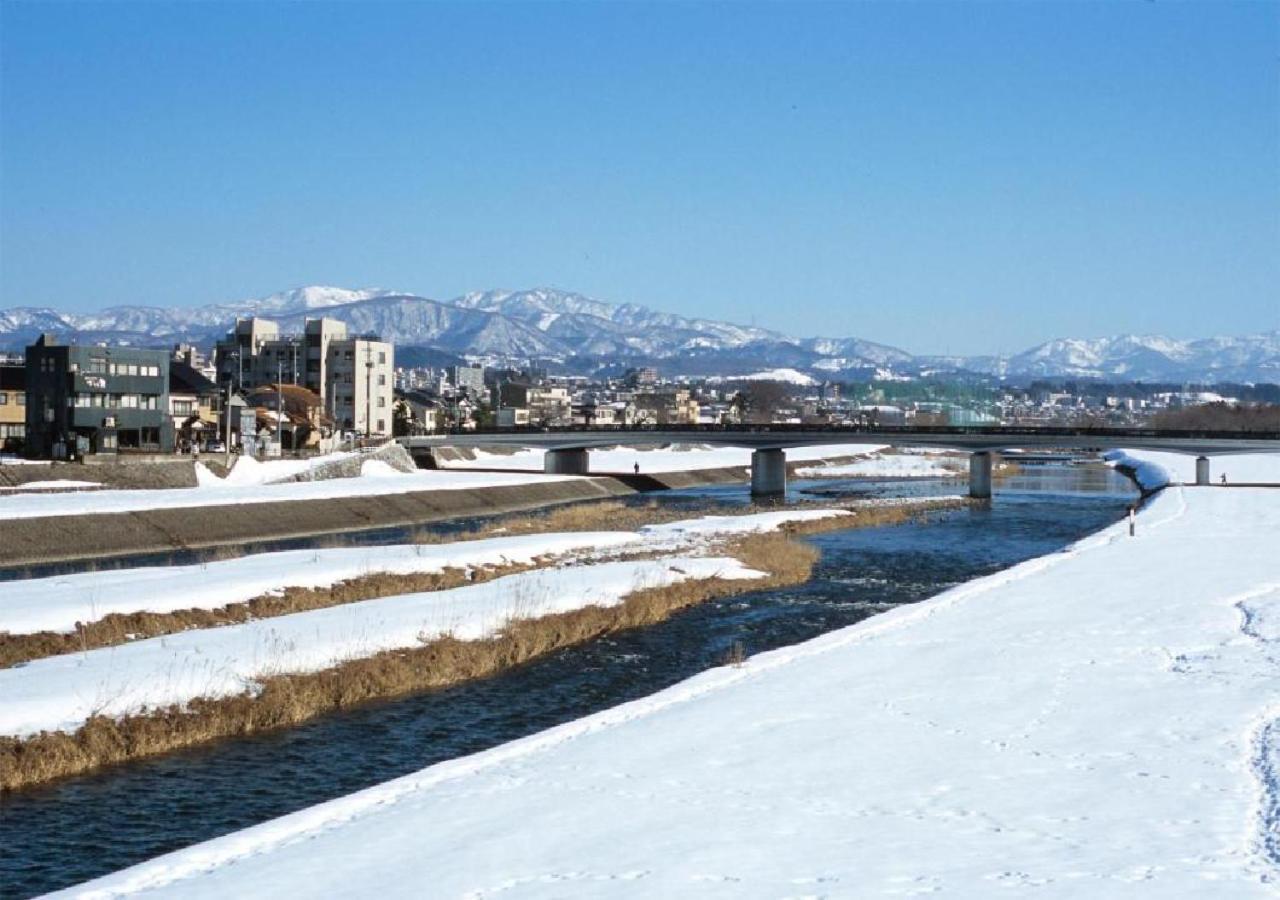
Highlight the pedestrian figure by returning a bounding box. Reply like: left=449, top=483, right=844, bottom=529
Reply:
left=1221, top=473, right=1227, bottom=485
left=634, top=462, right=640, bottom=475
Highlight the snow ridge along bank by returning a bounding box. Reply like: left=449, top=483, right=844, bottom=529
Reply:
left=69, top=479, right=1280, bottom=897
left=0, top=510, right=849, bottom=637
left=0, top=557, right=764, bottom=741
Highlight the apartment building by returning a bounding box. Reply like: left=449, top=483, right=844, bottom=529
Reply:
left=326, top=337, right=394, bottom=437
left=447, top=363, right=486, bottom=398
left=25, top=335, right=172, bottom=457
left=215, top=317, right=394, bottom=438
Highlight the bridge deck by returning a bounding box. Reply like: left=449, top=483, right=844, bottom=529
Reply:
left=402, top=425, right=1280, bottom=456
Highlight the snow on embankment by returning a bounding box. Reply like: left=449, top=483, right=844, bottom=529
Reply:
left=1106, top=448, right=1280, bottom=490
left=440, top=443, right=887, bottom=473
left=65, top=484, right=1280, bottom=897
left=0, top=510, right=849, bottom=636
left=1103, top=449, right=1175, bottom=492
left=0, top=467, right=574, bottom=521
left=795, top=452, right=964, bottom=479
left=0, top=557, right=764, bottom=740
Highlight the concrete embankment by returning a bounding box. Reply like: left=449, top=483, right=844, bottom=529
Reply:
left=0, top=477, right=637, bottom=568
left=0, top=451, right=897, bottom=568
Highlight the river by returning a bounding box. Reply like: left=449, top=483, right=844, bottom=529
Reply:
left=0, top=464, right=1136, bottom=897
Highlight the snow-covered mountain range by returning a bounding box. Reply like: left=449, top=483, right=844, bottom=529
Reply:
left=1, top=286, right=1276, bottom=383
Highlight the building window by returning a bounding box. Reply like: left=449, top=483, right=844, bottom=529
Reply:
left=73, top=395, right=90, bottom=408
left=17, top=395, right=25, bottom=406
left=0, top=393, right=6, bottom=405
left=377, top=374, right=386, bottom=386
left=101, top=434, right=117, bottom=450
left=87, top=358, right=107, bottom=375
left=377, top=396, right=386, bottom=408
left=377, top=419, right=385, bottom=433
left=173, top=400, right=194, bottom=415
left=378, top=352, right=386, bottom=364
left=142, top=395, right=158, bottom=410
left=121, top=395, right=139, bottom=408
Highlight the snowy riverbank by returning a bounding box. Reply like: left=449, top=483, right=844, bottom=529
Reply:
left=61, top=455, right=1280, bottom=897
left=0, top=509, right=850, bottom=739
left=0, top=510, right=849, bottom=635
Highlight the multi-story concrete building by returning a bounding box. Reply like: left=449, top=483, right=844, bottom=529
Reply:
left=448, top=363, right=486, bottom=398
left=631, top=388, right=700, bottom=425
left=326, top=337, right=394, bottom=437
left=303, top=318, right=348, bottom=402
left=215, top=318, right=279, bottom=390
left=215, top=317, right=394, bottom=438
left=24, top=335, right=172, bottom=457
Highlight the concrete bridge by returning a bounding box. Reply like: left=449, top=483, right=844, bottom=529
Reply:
left=400, top=425, right=1280, bottom=499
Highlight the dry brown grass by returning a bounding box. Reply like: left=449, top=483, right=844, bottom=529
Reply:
left=0, top=531, right=818, bottom=792
left=0, top=497, right=961, bottom=671
left=410, top=499, right=696, bottom=544
left=0, top=564, right=537, bottom=669
left=993, top=460, right=1025, bottom=480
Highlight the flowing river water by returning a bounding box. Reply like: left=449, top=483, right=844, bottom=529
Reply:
left=0, top=464, right=1137, bottom=897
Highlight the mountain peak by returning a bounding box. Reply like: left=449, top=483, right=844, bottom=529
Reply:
left=0, top=286, right=1275, bottom=383
left=242, top=286, right=399, bottom=314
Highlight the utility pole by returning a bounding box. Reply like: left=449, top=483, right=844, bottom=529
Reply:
left=224, top=377, right=233, bottom=468
left=276, top=358, right=284, bottom=454
left=364, top=343, right=374, bottom=441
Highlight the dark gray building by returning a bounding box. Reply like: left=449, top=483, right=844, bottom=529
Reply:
left=25, top=335, right=173, bottom=458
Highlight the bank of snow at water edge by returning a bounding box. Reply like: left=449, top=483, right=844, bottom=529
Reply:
left=1106, top=448, right=1280, bottom=491
left=795, top=452, right=965, bottom=479
left=0, top=510, right=849, bottom=635
left=63, top=478, right=1280, bottom=897
left=440, top=442, right=888, bottom=473
left=0, top=556, right=766, bottom=740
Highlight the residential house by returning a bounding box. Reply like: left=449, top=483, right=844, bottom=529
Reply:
left=0, top=364, right=25, bottom=450
left=169, top=362, right=221, bottom=451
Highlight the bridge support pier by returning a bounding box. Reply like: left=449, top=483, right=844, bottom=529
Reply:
left=544, top=448, right=590, bottom=475
left=969, top=451, right=993, bottom=500
left=751, top=448, right=787, bottom=498
left=1195, top=455, right=1210, bottom=486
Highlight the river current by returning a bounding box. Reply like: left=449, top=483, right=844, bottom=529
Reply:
left=0, top=465, right=1136, bottom=897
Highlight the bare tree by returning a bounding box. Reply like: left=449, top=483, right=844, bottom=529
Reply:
left=1152, top=402, right=1280, bottom=432
left=734, top=382, right=791, bottom=424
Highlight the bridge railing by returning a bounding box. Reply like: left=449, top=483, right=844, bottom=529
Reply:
left=418, top=423, right=1280, bottom=442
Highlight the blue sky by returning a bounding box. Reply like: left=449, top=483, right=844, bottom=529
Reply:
left=1, top=1, right=1276, bottom=355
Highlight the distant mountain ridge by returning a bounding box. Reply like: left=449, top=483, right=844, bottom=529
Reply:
left=1, top=286, right=1276, bottom=384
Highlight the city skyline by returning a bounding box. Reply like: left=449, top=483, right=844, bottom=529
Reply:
left=2, top=1, right=1276, bottom=356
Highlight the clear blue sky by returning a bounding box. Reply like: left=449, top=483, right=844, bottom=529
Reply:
left=1, top=1, right=1276, bottom=355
